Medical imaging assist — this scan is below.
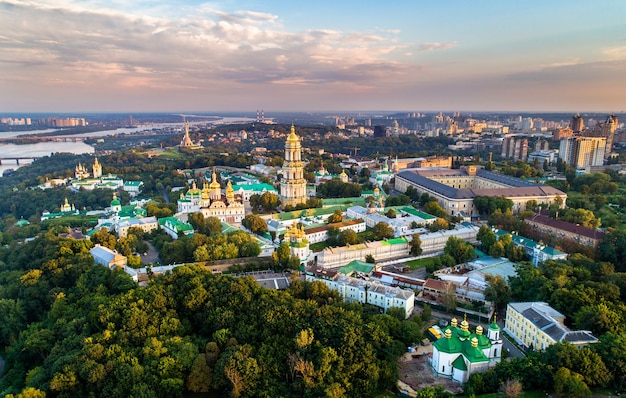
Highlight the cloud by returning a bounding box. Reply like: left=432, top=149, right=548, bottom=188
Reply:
left=604, top=46, right=626, bottom=61
left=418, top=41, right=457, bottom=52
left=0, top=0, right=414, bottom=96
left=506, top=60, right=626, bottom=83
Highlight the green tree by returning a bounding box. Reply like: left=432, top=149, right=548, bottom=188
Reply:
left=337, top=229, right=360, bottom=246
left=409, top=234, right=423, bottom=256
left=90, top=227, right=117, bottom=250
left=477, top=225, right=497, bottom=253
left=327, top=209, right=343, bottom=224
left=271, top=242, right=300, bottom=270
left=553, top=367, right=591, bottom=398
left=424, top=201, right=447, bottom=218
left=372, top=222, right=394, bottom=240
left=187, top=354, right=212, bottom=392
left=242, top=214, right=268, bottom=235
left=443, top=236, right=474, bottom=264
left=484, top=275, right=512, bottom=312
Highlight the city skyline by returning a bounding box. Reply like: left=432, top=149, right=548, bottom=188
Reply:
left=1, top=0, right=625, bottom=113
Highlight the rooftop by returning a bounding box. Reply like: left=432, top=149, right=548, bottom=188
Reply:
left=525, top=213, right=605, bottom=241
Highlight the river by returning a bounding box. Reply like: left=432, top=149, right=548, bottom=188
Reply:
left=0, top=116, right=257, bottom=176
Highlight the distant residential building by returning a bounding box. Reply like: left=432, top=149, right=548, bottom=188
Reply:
left=559, top=136, right=606, bottom=172
left=552, top=127, right=573, bottom=141
left=534, top=139, right=550, bottom=152
left=501, top=136, right=528, bottom=161
left=505, top=302, right=597, bottom=350
left=524, top=213, right=605, bottom=248
left=527, top=150, right=559, bottom=165
left=305, top=265, right=415, bottom=319
left=570, top=114, right=584, bottom=132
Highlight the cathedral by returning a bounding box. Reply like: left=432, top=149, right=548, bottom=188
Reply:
left=430, top=316, right=502, bottom=383
left=177, top=170, right=245, bottom=223
left=280, top=124, right=308, bottom=208
left=74, top=158, right=102, bottom=180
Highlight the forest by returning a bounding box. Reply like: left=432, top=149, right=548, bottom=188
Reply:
left=0, top=232, right=421, bottom=397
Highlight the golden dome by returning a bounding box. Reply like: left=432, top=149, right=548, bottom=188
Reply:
left=202, top=182, right=210, bottom=199
left=451, top=318, right=458, bottom=328
left=461, top=314, right=469, bottom=331
left=476, top=325, right=483, bottom=335
left=286, top=124, right=300, bottom=143
left=209, top=171, right=221, bottom=189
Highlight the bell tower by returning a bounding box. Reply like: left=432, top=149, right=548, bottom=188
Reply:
left=280, top=124, right=307, bottom=208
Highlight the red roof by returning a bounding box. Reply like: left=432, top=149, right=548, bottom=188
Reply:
left=525, top=213, right=605, bottom=240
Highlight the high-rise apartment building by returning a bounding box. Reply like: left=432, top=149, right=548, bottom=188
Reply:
left=570, top=114, right=584, bottom=132
left=559, top=136, right=606, bottom=171
left=534, top=139, right=550, bottom=152
left=501, top=136, right=528, bottom=161
left=602, top=114, right=618, bottom=156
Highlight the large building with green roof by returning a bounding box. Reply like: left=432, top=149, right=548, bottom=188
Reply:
left=431, top=316, right=502, bottom=383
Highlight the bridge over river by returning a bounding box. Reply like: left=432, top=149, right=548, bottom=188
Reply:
left=0, top=157, right=35, bottom=165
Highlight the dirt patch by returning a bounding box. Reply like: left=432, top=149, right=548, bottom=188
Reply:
left=398, top=350, right=464, bottom=395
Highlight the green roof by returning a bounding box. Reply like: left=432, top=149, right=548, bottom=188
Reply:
left=321, top=197, right=366, bottom=207
left=15, top=220, right=30, bottom=227
left=452, top=355, right=467, bottom=371
left=290, top=240, right=309, bottom=248
left=231, top=183, right=277, bottom=192
left=124, top=181, right=142, bottom=186
left=221, top=222, right=239, bottom=234
left=489, top=321, right=500, bottom=331
left=339, top=260, right=374, bottom=275
left=494, top=229, right=565, bottom=256
left=276, top=206, right=346, bottom=221
left=396, top=206, right=436, bottom=219
left=433, top=335, right=463, bottom=354
left=462, top=340, right=490, bottom=363
left=474, top=248, right=488, bottom=258
left=385, top=237, right=408, bottom=246
left=159, top=217, right=194, bottom=233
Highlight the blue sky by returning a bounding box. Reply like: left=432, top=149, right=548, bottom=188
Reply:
left=1, top=0, right=625, bottom=112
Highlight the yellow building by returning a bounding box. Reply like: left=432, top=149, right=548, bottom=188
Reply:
left=395, top=166, right=566, bottom=217
left=280, top=124, right=307, bottom=208
left=504, top=302, right=597, bottom=351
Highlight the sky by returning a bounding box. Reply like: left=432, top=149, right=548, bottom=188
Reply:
left=1, top=0, right=626, bottom=113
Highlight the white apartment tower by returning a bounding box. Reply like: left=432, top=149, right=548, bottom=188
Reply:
left=280, top=124, right=308, bottom=208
